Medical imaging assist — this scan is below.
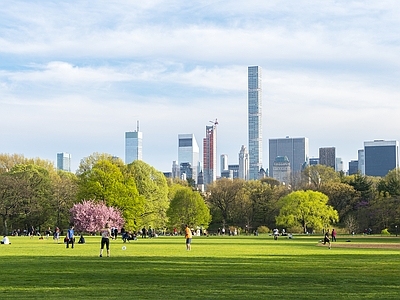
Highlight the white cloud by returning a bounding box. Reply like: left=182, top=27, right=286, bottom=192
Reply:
left=1, top=0, right=400, bottom=172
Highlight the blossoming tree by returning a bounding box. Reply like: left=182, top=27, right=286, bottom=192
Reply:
left=70, top=199, right=124, bottom=233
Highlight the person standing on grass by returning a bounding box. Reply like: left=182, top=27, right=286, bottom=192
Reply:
left=54, top=227, right=60, bottom=243
left=323, top=231, right=331, bottom=249
left=331, top=228, right=337, bottom=242
left=185, top=224, right=192, bottom=251
left=66, top=225, right=75, bottom=249
left=100, top=223, right=112, bottom=257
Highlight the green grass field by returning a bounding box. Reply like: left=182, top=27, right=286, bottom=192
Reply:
left=0, top=234, right=399, bottom=299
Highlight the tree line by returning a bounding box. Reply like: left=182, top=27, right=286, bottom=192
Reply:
left=1, top=153, right=400, bottom=235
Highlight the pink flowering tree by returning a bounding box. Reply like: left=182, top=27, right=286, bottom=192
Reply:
left=70, top=199, right=125, bottom=233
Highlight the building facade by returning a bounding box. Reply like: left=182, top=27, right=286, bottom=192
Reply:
left=125, top=123, right=142, bottom=164
left=178, top=134, right=199, bottom=183
left=364, top=140, right=399, bottom=177
left=238, top=145, right=249, bottom=180
left=248, top=66, right=262, bottom=180
left=220, top=154, right=228, bottom=176
left=319, top=147, right=336, bottom=169
left=57, top=152, right=71, bottom=172
left=348, top=160, right=358, bottom=175
left=203, top=124, right=217, bottom=186
left=272, top=156, right=291, bottom=185
left=269, top=137, right=309, bottom=178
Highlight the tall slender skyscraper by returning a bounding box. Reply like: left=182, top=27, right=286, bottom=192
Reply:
left=248, top=66, right=262, bottom=180
left=57, top=152, right=71, bottom=172
left=178, top=133, right=199, bottom=183
left=125, top=121, right=143, bottom=164
left=203, top=121, right=217, bottom=186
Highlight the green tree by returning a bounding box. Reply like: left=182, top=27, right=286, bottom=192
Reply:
left=51, top=170, right=79, bottom=229
left=319, top=182, right=359, bottom=222
left=245, top=180, right=290, bottom=229
left=77, top=159, right=144, bottom=230
left=344, top=172, right=375, bottom=202
left=167, top=187, right=211, bottom=230
left=7, top=164, right=53, bottom=232
left=276, top=190, right=339, bottom=233
left=207, top=178, right=246, bottom=226
left=127, top=160, right=169, bottom=229
left=377, top=168, right=400, bottom=197
left=302, top=165, right=340, bottom=189
left=0, top=173, right=25, bottom=235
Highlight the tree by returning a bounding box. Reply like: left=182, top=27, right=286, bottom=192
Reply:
left=51, top=170, right=79, bottom=229
left=70, top=200, right=124, bottom=233
left=302, top=165, right=340, bottom=189
left=276, top=190, right=339, bottom=233
left=7, top=164, right=53, bottom=231
left=127, top=160, right=169, bottom=228
left=0, top=173, right=25, bottom=235
left=344, top=172, right=375, bottom=202
left=319, top=182, right=359, bottom=221
left=77, top=159, right=144, bottom=230
left=167, top=187, right=211, bottom=230
left=377, top=168, right=400, bottom=197
left=207, top=178, right=246, bottom=226
left=245, top=180, right=290, bottom=229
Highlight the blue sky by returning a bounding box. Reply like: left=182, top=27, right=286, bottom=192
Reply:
left=1, top=0, right=400, bottom=173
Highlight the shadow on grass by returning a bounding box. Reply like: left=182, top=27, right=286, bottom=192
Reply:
left=1, top=253, right=400, bottom=300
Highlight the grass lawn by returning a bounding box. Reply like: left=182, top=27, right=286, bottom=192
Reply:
left=0, top=234, right=399, bottom=299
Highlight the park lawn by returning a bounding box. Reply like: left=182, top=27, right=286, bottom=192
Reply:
left=0, top=234, right=399, bottom=299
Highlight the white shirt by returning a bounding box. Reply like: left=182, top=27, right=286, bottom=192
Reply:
left=2, top=236, right=10, bottom=244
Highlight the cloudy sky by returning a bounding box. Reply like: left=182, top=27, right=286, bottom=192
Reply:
left=1, top=0, right=400, bottom=173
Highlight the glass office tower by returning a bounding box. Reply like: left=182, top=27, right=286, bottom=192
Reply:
left=248, top=66, right=262, bottom=180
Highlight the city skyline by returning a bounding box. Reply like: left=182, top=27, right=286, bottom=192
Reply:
left=1, top=2, right=400, bottom=173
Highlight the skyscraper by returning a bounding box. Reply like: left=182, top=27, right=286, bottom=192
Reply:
left=364, top=140, right=399, bottom=177
left=220, top=154, right=228, bottom=175
left=248, top=66, right=262, bottom=180
left=57, top=152, right=71, bottom=172
left=269, top=137, right=309, bottom=178
left=203, top=123, right=217, bottom=186
left=125, top=121, right=142, bottom=164
left=319, top=147, right=336, bottom=169
left=178, top=133, right=199, bottom=183
left=238, top=145, right=249, bottom=180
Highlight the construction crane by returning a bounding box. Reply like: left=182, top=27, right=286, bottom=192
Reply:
left=209, top=118, right=218, bottom=127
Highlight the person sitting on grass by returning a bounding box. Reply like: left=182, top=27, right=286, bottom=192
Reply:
left=1, top=235, right=10, bottom=244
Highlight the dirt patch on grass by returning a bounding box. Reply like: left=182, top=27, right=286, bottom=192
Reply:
left=317, top=242, right=400, bottom=249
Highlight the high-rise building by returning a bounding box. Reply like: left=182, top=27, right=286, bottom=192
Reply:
left=57, top=152, right=71, bottom=172
left=358, top=149, right=365, bottom=175
left=248, top=66, right=262, bottom=180
left=309, top=158, right=319, bottom=166
left=335, top=157, right=343, bottom=172
left=348, top=160, right=358, bottom=175
left=172, top=161, right=180, bottom=179
left=178, top=134, right=199, bottom=183
left=220, top=154, right=228, bottom=175
left=203, top=123, right=217, bottom=186
left=319, top=147, right=336, bottom=169
left=238, top=145, right=249, bottom=180
left=228, top=164, right=239, bottom=179
left=364, top=140, right=399, bottom=177
left=125, top=121, right=142, bottom=164
left=269, top=137, right=309, bottom=178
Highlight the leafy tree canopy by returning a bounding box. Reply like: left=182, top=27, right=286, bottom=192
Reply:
left=167, top=187, right=211, bottom=230
left=276, top=190, right=339, bottom=233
